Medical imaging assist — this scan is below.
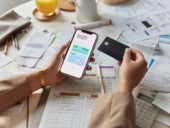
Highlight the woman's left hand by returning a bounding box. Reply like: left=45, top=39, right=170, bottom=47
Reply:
left=42, top=42, right=95, bottom=86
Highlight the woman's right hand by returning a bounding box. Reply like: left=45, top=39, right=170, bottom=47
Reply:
left=117, top=48, right=148, bottom=92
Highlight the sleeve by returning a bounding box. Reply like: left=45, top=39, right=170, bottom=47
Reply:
left=88, top=92, right=136, bottom=128
left=0, top=74, right=32, bottom=113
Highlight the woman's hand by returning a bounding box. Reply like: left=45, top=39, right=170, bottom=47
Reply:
left=42, top=42, right=69, bottom=85
left=116, top=48, right=148, bottom=92
left=42, top=42, right=95, bottom=86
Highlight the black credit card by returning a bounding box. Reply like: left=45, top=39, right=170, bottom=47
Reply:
left=98, top=37, right=129, bottom=61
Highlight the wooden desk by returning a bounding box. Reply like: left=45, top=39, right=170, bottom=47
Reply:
left=0, top=1, right=169, bottom=128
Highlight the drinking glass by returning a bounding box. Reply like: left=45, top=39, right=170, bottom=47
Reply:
left=35, top=0, right=58, bottom=16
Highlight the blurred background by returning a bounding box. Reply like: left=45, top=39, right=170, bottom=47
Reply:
left=0, top=0, right=30, bottom=15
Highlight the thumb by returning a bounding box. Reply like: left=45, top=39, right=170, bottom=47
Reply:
left=56, top=42, right=70, bottom=57
left=48, top=42, right=70, bottom=67
left=123, top=48, right=131, bottom=61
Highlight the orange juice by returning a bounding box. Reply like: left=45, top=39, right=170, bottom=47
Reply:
left=35, top=0, right=57, bottom=16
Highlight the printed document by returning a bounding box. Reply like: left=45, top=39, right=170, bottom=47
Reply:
left=142, top=58, right=170, bottom=92
left=122, top=10, right=170, bottom=42
left=142, top=42, right=170, bottom=91
left=99, top=0, right=168, bottom=18
left=39, top=89, right=97, bottom=128
left=99, top=0, right=170, bottom=44
left=36, top=22, right=75, bottom=69
left=19, top=30, right=54, bottom=58
left=16, top=30, right=55, bottom=68
left=39, top=62, right=117, bottom=127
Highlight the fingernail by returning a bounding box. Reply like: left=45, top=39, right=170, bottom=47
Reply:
left=125, top=48, right=129, bottom=52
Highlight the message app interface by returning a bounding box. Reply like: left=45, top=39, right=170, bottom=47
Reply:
left=61, top=30, right=97, bottom=78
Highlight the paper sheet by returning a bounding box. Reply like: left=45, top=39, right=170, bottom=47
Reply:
left=0, top=52, right=12, bottom=68
left=136, top=37, right=159, bottom=48
left=158, top=37, right=170, bottom=58
left=91, top=24, right=122, bottom=40
left=56, top=76, right=100, bottom=92
left=15, top=56, right=38, bottom=68
left=142, top=42, right=170, bottom=92
left=99, top=0, right=170, bottom=44
left=19, top=30, right=54, bottom=58
left=36, top=22, right=75, bottom=69
left=122, top=10, right=170, bottom=42
left=39, top=89, right=97, bottom=128
left=55, top=65, right=116, bottom=93
left=86, top=63, right=117, bottom=93
left=153, top=92, right=170, bottom=114
left=156, top=110, right=170, bottom=126
left=99, top=0, right=167, bottom=18
left=15, top=30, right=55, bottom=68
left=142, top=58, right=170, bottom=92
left=0, top=69, right=11, bottom=79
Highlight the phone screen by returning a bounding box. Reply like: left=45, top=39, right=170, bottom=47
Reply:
left=60, top=29, right=98, bottom=79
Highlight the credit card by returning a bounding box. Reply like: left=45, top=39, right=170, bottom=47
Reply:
left=98, top=37, right=129, bottom=61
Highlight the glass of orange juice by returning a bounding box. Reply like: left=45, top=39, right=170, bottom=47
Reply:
left=35, top=0, right=58, bottom=16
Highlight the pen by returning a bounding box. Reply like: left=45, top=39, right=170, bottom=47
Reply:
left=100, top=66, right=114, bottom=69
left=85, top=74, right=96, bottom=76
left=75, top=19, right=112, bottom=30
left=144, top=30, right=150, bottom=36
left=97, top=64, right=105, bottom=94
left=13, top=33, right=20, bottom=50
left=3, top=39, right=9, bottom=55
left=11, top=35, right=15, bottom=47
left=148, top=58, right=155, bottom=69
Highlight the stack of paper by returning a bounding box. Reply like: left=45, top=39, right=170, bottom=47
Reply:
left=15, top=30, right=55, bottom=68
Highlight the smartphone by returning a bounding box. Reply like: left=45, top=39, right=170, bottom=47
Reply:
left=60, top=29, right=98, bottom=79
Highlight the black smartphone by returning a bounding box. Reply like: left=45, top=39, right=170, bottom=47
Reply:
left=60, top=29, right=98, bottom=79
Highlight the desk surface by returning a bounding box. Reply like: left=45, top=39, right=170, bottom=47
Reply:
left=1, top=1, right=170, bottom=128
